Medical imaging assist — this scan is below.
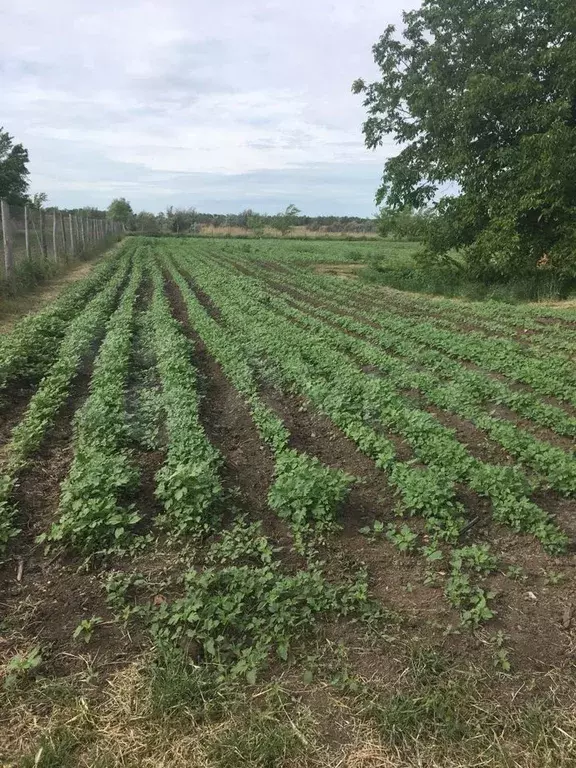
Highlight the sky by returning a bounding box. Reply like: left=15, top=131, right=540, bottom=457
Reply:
left=0, top=0, right=420, bottom=216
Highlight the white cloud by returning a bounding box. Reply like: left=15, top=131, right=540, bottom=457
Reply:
left=0, top=0, right=420, bottom=213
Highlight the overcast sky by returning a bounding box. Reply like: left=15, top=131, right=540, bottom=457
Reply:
left=1, top=0, right=419, bottom=216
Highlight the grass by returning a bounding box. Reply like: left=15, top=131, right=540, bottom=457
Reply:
left=0, top=235, right=122, bottom=304
left=2, top=644, right=575, bottom=768
left=361, top=242, right=576, bottom=302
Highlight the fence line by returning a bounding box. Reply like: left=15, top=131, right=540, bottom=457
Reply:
left=0, top=199, right=123, bottom=281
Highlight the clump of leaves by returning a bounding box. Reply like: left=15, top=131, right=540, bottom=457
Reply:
left=359, top=520, right=385, bottom=541
left=207, top=517, right=278, bottom=566
left=490, top=631, right=511, bottom=673
left=444, top=572, right=495, bottom=627
left=542, top=569, right=565, bottom=586
left=136, top=562, right=370, bottom=682
left=4, top=646, right=42, bottom=689
left=450, top=544, right=497, bottom=575
left=386, top=523, right=418, bottom=553
left=441, top=544, right=498, bottom=627
left=73, top=616, right=103, bottom=644
left=268, top=450, right=352, bottom=550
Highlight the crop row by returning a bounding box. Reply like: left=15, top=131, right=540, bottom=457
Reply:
left=221, top=250, right=576, bottom=406
left=234, top=257, right=576, bottom=439
left=146, top=254, right=224, bottom=537
left=226, top=267, right=576, bottom=494
left=175, top=248, right=567, bottom=556
left=0, top=249, right=133, bottom=549
left=161, top=253, right=354, bottom=550
left=166, top=249, right=506, bottom=624
left=0, top=240, right=134, bottom=394
left=45, top=258, right=144, bottom=553
left=229, top=237, right=576, bottom=327
left=274, top=258, right=576, bottom=358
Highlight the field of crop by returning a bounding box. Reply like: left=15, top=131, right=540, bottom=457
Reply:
left=0, top=236, right=575, bottom=767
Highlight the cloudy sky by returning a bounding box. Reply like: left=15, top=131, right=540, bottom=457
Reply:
left=1, top=0, right=419, bottom=216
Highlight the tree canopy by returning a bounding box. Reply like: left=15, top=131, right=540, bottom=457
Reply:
left=107, top=197, right=134, bottom=226
left=354, top=0, right=576, bottom=279
left=272, top=204, right=302, bottom=236
left=0, top=127, right=30, bottom=206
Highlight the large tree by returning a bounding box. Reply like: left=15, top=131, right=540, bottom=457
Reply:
left=353, top=0, right=576, bottom=279
left=0, top=127, right=30, bottom=206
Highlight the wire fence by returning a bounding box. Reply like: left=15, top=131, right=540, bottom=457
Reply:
left=0, top=199, right=123, bottom=282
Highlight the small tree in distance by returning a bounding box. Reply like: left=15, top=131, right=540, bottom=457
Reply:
left=273, top=204, right=301, bottom=236
left=30, top=192, right=48, bottom=210
left=247, top=212, right=265, bottom=237
left=107, top=198, right=134, bottom=229
left=0, top=127, right=30, bottom=206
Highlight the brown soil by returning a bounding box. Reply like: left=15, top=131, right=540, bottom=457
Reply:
left=0, top=384, right=36, bottom=453
left=163, top=277, right=276, bottom=526
left=0, top=365, right=129, bottom=678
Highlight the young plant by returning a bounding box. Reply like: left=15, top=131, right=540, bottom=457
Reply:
left=386, top=523, right=418, bottom=553
left=73, top=616, right=103, bottom=644
left=4, top=647, right=42, bottom=688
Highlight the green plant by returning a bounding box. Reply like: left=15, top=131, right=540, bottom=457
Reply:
left=45, top=261, right=143, bottom=553
left=268, top=450, right=352, bottom=549
left=386, top=523, right=418, bottom=553
left=72, top=616, right=103, bottom=644
left=208, top=517, right=278, bottom=566
left=148, top=259, right=223, bottom=537
left=4, top=646, right=42, bottom=688
left=490, top=631, right=512, bottom=672
left=542, top=569, right=565, bottom=586
left=505, top=564, right=526, bottom=581
left=450, top=544, right=497, bottom=575
left=119, top=561, right=370, bottom=682
left=359, top=519, right=385, bottom=540
left=444, top=572, right=495, bottom=627
left=0, top=252, right=133, bottom=552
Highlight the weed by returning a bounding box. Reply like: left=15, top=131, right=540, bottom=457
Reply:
left=4, top=646, right=42, bottom=689
left=73, top=616, right=103, bottom=644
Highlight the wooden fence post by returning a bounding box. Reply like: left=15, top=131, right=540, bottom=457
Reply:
left=39, top=209, right=48, bottom=259
left=52, top=212, right=58, bottom=262
left=1, top=199, right=14, bottom=279
left=24, top=205, right=30, bottom=260
left=80, top=217, right=86, bottom=250
left=60, top=213, right=67, bottom=260
left=69, top=214, right=75, bottom=256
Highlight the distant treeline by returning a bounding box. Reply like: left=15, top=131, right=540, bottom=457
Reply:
left=126, top=206, right=377, bottom=235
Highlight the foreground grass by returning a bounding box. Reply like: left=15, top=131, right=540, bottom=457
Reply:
left=2, top=638, right=575, bottom=768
